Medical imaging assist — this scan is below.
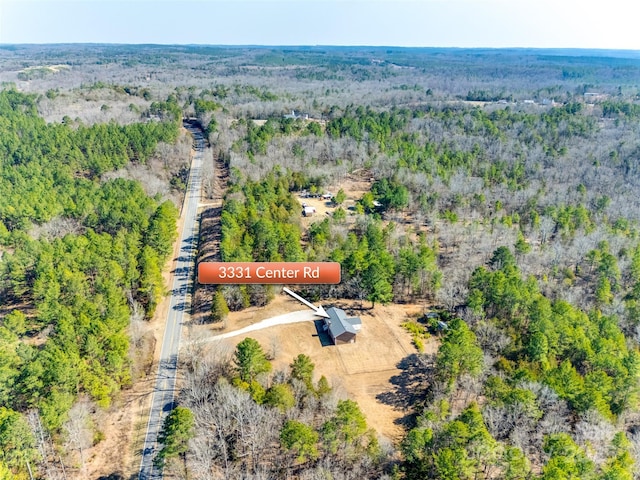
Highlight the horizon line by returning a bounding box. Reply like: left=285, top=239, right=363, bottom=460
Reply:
left=1, top=43, right=640, bottom=53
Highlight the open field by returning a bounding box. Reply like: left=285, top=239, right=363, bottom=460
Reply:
left=190, top=294, right=433, bottom=441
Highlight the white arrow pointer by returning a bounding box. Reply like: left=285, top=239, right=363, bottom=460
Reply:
left=283, top=287, right=330, bottom=318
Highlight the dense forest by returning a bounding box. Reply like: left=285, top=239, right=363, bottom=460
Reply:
left=0, top=87, right=182, bottom=476
left=204, top=84, right=640, bottom=478
left=1, top=45, right=640, bottom=479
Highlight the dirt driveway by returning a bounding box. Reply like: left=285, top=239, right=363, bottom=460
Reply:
left=193, top=295, right=433, bottom=443
left=206, top=309, right=317, bottom=339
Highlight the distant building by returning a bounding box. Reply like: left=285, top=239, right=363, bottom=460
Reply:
left=303, top=206, right=316, bottom=217
left=324, top=307, right=362, bottom=344
left=284, top=110, right=310, bottom=120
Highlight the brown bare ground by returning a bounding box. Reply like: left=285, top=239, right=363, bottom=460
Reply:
left=191, top=205, right=222, bottom=325
left=186, top=166, right=434, bottom=444
left=192, top=295, right=436, bottom=443
left=296, top=170, right=373, bottom=228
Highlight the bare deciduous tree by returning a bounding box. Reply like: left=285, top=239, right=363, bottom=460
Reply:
left=63, top=399, right=94, bottom=475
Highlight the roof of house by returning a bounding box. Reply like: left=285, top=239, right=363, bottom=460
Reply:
left=347, top=316, right=361, bottom=327
left=325, top=307, right=361, bottom=339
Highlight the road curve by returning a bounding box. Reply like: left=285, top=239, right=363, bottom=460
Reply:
left=138, top=123, right=204, bottom=479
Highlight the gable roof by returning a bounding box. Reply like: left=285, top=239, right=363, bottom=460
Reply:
left=325, top=307, right=360, bottom=339
left=347, top=317, right=361, bottom=327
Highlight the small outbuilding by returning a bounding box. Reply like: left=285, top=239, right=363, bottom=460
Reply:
left=324, top=307, right=362, bottom=344
left=303, top=206, right=316, bottom=217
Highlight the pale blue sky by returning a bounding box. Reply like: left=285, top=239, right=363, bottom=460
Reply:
left=1, top=0, right=638, bottom=50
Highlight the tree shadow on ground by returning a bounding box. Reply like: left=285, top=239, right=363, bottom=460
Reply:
left=197, top=206, right=222, bottom=263
left=172, top=300, right=191, bottom=312
left=190, top=206, right=222, bottom=324
left=180, top=235, right=198, bottom=252
left=376, top=353, right=435, bottom=428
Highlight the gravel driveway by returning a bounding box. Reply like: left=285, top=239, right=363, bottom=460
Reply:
left=210, top=310, right=318, bottom=340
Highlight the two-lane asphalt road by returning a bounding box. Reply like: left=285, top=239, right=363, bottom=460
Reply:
left=138, top=123, right=204, bottom=479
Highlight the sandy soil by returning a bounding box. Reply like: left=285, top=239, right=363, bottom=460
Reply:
left=207, top=309, right=317, bottom=339
left=191, top=295, right=434, bottom=443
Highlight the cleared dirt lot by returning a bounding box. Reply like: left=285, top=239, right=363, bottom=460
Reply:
left=191, top=295, right=433, bottom=442
left=296, top=170, right=374, bottom=228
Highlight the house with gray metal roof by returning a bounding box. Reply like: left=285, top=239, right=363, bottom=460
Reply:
left=324, top=307, right=362, bottom=344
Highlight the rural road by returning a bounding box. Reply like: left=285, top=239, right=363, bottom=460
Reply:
left=138, top=123, right=204, bottom=479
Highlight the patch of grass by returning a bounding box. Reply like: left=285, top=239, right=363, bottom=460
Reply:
left=401, top=321, right=429, bottom=352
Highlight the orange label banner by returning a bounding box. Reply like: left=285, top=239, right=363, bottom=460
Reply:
left=198, top=262, right=341, bottom=285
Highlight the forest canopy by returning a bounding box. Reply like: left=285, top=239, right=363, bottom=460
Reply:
left=0, top=88, right=180, bottom=475
left=2, top=44, right=640, bottom=479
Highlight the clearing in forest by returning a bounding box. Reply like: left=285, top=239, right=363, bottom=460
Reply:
left=296, top=170, right=374, bottom=227
left=190, top=295, right=434, bottom=442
